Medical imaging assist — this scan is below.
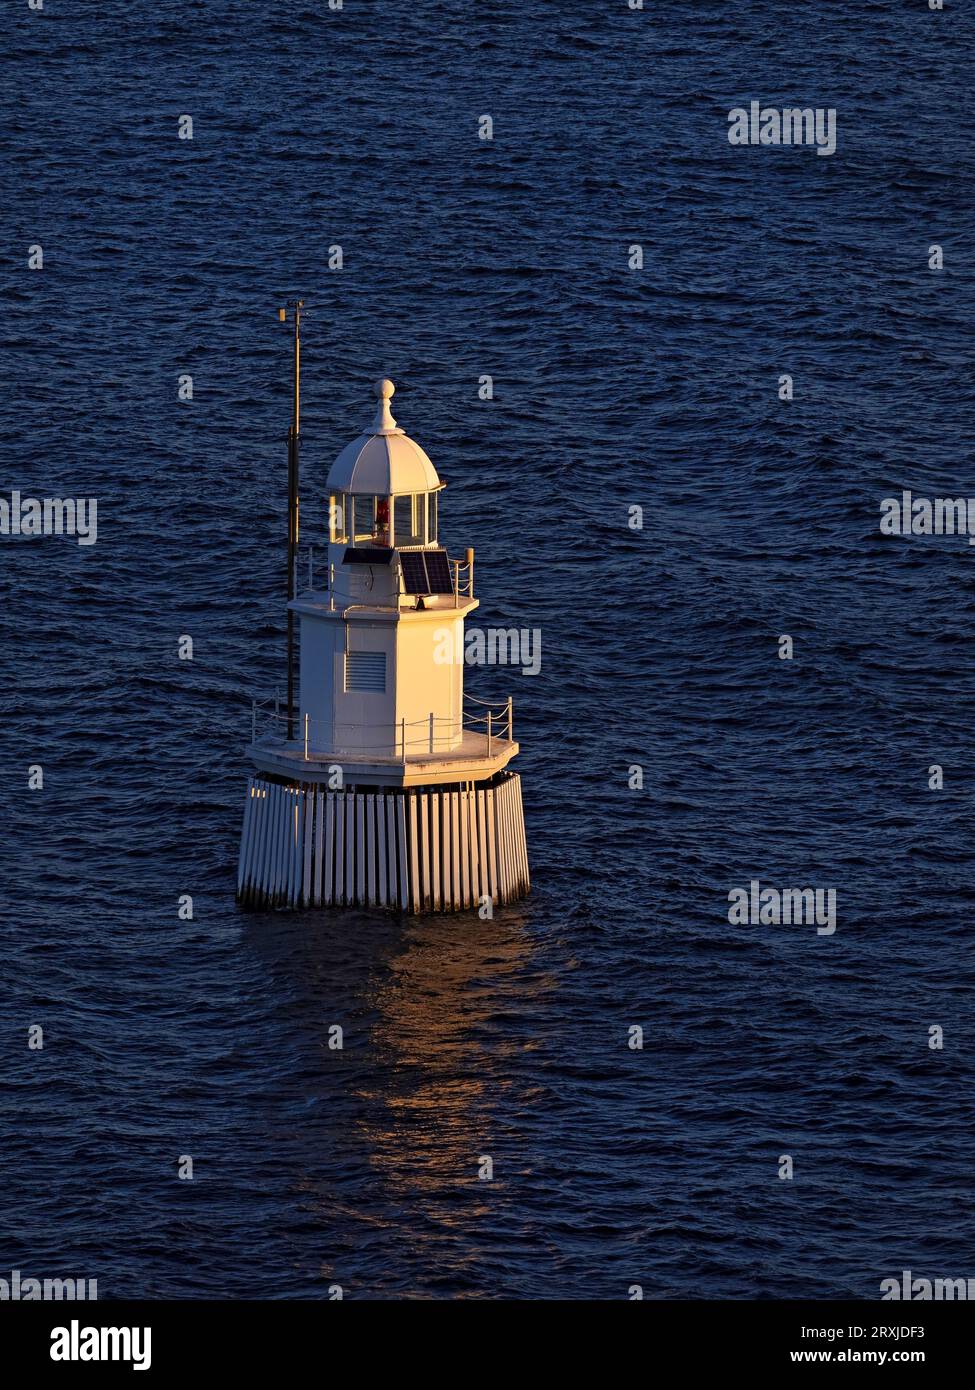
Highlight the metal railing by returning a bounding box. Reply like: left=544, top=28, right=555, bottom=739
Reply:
left=463, top=692, right=513, bottom=749
left=449, top=555, right=474, bottom=606
left=249, top=692, right=513, bottom=764
left=294, top=546, right=474, bottom=611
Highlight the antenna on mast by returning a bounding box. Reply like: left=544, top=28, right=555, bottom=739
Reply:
left=278, top=299, right=303, bottom=742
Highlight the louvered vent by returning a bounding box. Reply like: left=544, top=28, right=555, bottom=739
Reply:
left=345, top=650, right=386, bottom=693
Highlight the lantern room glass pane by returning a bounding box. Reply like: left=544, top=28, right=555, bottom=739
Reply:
left=427, top=491, right=438, bottom=544
left=354, top=495, right=378, bottom=541
left=394, top=494, right=423, bottom=547
left=330, top=493, right=348, bottom=543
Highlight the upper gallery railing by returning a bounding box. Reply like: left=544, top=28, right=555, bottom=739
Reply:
left=295, top=546, right=474, bottom=609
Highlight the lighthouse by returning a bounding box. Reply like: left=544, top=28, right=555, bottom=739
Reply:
left=236, top=358, right=529, bottom=913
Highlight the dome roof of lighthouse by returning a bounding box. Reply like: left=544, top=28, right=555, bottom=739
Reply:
left=326, top=379, right=441, bottom=495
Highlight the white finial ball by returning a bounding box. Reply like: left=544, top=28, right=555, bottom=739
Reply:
left=376, top=378, right=395, bottom=400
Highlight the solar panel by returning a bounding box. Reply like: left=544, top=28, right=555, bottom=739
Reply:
left=423, top=550, right=454, bottom=594
left=342, top=547, right=393, bottom=565
left=399, top=551, right=429, bottom=594
left=399, top=549, right=454, bottom=595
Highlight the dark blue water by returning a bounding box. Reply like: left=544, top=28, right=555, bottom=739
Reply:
left=3, top=1, right=973, bottom=1299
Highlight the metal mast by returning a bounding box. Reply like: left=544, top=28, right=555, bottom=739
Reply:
left=279, top=299, right=303, bottom=740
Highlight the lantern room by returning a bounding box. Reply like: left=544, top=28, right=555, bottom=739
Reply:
left=326, top=378, right=444, bottom=551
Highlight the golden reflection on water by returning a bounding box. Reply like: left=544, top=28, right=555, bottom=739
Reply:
left=355, top=907, right=535, bottom=1208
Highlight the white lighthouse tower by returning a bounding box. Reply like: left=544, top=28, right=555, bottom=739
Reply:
left=237, top=372, right=529, bottom=913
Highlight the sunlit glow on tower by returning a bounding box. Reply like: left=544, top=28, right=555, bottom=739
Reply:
left=237, top=362, right=529, bottom=913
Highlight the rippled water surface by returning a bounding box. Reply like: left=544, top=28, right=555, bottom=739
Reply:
left=3, top=1, right=974, bottom=1298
